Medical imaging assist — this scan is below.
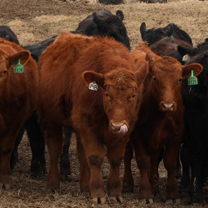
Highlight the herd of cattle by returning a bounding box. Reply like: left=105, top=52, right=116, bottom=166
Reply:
left=0, top=8, right=208, bottom=205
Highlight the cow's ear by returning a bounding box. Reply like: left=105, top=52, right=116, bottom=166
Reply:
left=82, top=71, right=105, bottom=89
left=178, top=45, right=195, bottom=57
left=93, top=12, right=102, bottom=26
left=140, top=22, right=146, bottom=39
left=135, top=60, right=148, bottom=87
left=5, top=35, right=10, bottom=41
left=164, top=24, right=173, bottom=37
left=116, top=10, right=124, bottom=21
left=8, top=50, right=30, bottom=68
left=145, top=50, right=155, bottom=63
left=182, top=63, right=203, bottom=78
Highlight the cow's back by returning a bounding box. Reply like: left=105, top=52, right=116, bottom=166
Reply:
left=38, top=32, right=96, bottom=124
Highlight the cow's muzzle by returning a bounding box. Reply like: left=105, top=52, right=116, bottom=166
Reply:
left=110, top=121, right=129, bottom=136
left=159, top=101, right=176, bottom=112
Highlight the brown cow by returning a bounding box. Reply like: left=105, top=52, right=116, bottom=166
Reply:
left=0, top=38, right=38, bottom=192
left=122, top=42, right=203, bottom=203
left=38, top=31, right=148, bottom=203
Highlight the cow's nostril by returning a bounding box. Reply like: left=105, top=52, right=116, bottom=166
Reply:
left=111, top=122, right=123, bottom=131
left=162, top=103, right=174, bottom=111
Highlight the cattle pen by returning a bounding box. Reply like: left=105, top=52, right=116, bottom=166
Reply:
left=0, top=0, right=208, bottom=207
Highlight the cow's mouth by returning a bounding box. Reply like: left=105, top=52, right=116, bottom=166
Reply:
left=110, top=122, right=129, bottom=136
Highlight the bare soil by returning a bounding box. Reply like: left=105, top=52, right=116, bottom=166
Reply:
left=0, top=0, right=208, bottom=207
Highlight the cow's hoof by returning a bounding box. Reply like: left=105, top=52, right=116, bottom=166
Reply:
left=4, top=183, right=10, bottom=190
left=91, top=197, right=106, bottom=204
left=122, top=181, right=134, bottom=193
left=166, top=199, right=174, bottom=204
left=148, top=199, right=153, bottom=204
left=60, top=174, right=72, bottom=183
left=139, top=199, right=147, bottom=204
left=117, top=197, right=123, bottom=203
left=109, top=196, right=123, bottom=203
left=0, top=182, right=11, bottom=194
left=175, top=169, right=182, bottom=179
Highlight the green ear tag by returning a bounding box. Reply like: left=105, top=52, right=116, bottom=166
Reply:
left=13, top=59, right=24, bottom=73
left=170, top=35, right=174, bottom=39
left=188, top=70, right=198, bottom=86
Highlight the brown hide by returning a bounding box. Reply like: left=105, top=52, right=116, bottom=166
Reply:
left=38, top=31, right=148, bottom=199
left=0, top=38, right=38, bottom=189
left=149, top=36, right=192, bottom=57
left=123, top=41, right=203, bottom=202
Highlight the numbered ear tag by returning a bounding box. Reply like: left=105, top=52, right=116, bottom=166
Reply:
left=89, top=81, right=98, bottom=91
left=188, top=70, right=198, bottom=86
left=170, top=35, right=174, bottom=39
left=13, top=59, right=24, bottom=73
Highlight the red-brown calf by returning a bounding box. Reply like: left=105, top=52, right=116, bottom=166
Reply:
left=123, top=42, right=203, bottom=203
left=38, top=31, right=148, bottom=203
left=0, top=38, right=38, bottom=192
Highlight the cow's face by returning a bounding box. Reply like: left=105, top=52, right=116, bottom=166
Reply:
left=82, top=61, right=148, bottom=136
left=93, top=12, right=130, bottom=50
left=0, top=49, right=30, bottom=84
left=148, top=55, right=203, bottom=112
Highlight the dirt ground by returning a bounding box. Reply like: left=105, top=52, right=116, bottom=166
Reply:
left=1, top=0, right=208, bottom=207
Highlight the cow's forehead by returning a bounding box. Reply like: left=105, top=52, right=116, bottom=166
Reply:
left=152, top=57, right=182, bottom=73
left=104, top=70, right=137, bottom=89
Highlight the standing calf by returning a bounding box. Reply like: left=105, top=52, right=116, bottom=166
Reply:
left=0, top=38, right=38, bottom=192
left=38, top=31, right=148, bottom=203
left=123, top=42, right=202, bottom=204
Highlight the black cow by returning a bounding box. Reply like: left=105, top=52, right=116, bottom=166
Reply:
left=76, top=8, right=130, bottom=49
left=23, top=9, right=130, bottom=61
left=179, top=39, right=208, bottom=203
left=140, top=22, right=193, bottom=46
left=0, top=25, right=19, bottom=45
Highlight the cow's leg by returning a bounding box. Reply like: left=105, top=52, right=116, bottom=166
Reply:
left=175, top=149, right=181, bottom=179
left=133, top=139, right=152, bottom=202
left=60, top=128, right=72, bottom=182
left=149, top=149, right=161, bottom=195
left=122, top=142, right=134, bottom=193
left=180, top=142, right=191, bottom=193
left=107, top=142, right=127, bottom=203
left=25, top=112, right=46, bottom=177
left=0, top=123, right=23, bottom=192
left=80, top=134, right=105, bottom=203
left=10, top=124, right=25, bottom=170
left=190, top=156, right=203, bottom=203
left=163, top=144, right=180, bottom=202
left=45, top=122, right=63, bottom=191
left=76, top=138, right=90, bottom=192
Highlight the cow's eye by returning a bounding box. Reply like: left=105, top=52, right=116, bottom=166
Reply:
left=105, top=93, right=109, bottom=97
left=132, top=95, right=135, bottom=98
left=153, top=77, right=156, bottom=81
left=179, top=78, right=182, bottom=82
left=3, top=70, right=7, bottom=74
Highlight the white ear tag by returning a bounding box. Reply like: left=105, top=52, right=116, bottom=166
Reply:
left=89, top=81, right=98, bottom=91
left=182, top=54, right=190, bottom=62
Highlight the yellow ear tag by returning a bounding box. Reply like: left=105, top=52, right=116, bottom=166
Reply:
left=13, top=59, right=24, bottom=73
